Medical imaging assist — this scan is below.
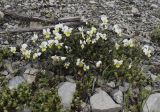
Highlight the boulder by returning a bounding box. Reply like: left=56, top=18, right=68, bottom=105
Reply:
left=58, top=82, right=76, bottom=110
left=143, top=93, right=160, bottom=112
left=112, top=90, right=123, bottom=104
left=90, top=89, right=122, bottom=112
left=8, top=76, right=26, bottom=90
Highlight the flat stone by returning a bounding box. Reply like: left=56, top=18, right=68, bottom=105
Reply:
left=23, top=74, right=36, bottom=84
left=143, top=93, right=160, bottom=112
left=58, top=82, right=76, bottom=110
left=90, top=89, right=122, bottom=112
left=112, top=90, right=123, bottom=104
left=8, top=76, right=26, bottom=90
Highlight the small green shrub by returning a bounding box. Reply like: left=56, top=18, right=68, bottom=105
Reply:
left=2, top=15, right=154, bottom=111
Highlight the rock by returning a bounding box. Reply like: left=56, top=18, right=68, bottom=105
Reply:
left=3, top=40, right=9, bottom=45
left=23, top=68, right=38, bottom=84
left=65, top=75, right=75, bottom=83
left=58, top=82, right=76, bottom=110
left=151, top=4, right=158, bottom=9
left=22, top=108, right=31, bottom=112
left=112, top=90, right=123, bottom=104
left=24, top=68, right=39, bottom=75
left=8, top=76, right=26, bottom=90
left=150, top=73, right=158, bottom=81
left=0, top=11, right=4, bottom=20
left=0, top=70, right=9, bottom=76
left=5, top=63, right=14, bottom=74
left=131, top=7, right=139, bottom=14
left=143, top=93, right=160, bottom=112
left=23, top=74, right=36, bottom=84
left=107, top=81, right=116, bottom=88
left=90, top=89, right=122, bottom=112
left=119, top=82, right=129, bottom=92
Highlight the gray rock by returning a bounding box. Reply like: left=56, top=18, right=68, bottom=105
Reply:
left=22, top=108, right=31, bottom=112
left=112, top=90, right=123, bottom=104
left=0, top=11, right=4, bottom=20
left=119, top=82, right=129, bottom=92
left=107, top=81, right=116, bottom=88
left=23, top=74, right=36, bottom=84
left=23, top=68, right=38, bottom=84
left=143, top=93, right=160, bottom=112
left=8, top=76, right=26, bottom=90
left=24, top=68, right=39, bottom=75
left=90, top=89, right=121, bottom=112
left=0, top=70, right=9, bottom=76
left=131, top=7, right=139, bottom=14
left=5, top=63, right=14, bottom=74
left=58, top=82, right=76, bottom=110
left=65, top=75, right=75, bottom=83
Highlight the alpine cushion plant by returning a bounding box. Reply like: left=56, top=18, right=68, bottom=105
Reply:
left=4, top=15, right=154, bottom=111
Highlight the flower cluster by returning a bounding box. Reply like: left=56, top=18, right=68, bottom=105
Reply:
left=51, top=55, right=66, bottom=64
left=142, top=45, right=153, bottom=57
left=10, top=47, right=16, bottom=54
left=20, top=44, right=31, bottom=59
left=8, top=15, right=154, bottom=75
left=123, top=38, right=134, bottom=47
left=113, top=59, right=123, bottom=68
left=114, top=24, right=122, bottom=36
left=76, top=58, right=89, bottom=71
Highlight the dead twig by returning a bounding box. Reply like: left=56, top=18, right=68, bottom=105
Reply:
left=0, top=22, right=85, bottom=34
left=3, top=10, right=81, bottom=23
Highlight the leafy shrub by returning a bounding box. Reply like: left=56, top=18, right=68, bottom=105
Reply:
left=1, top=15, right=154, bottom=111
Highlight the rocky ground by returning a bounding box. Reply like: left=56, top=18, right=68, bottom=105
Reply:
left=1, top=0, right=160, bottom=112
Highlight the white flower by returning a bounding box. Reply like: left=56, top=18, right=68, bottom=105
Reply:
left=21, top=44, right=27, bottom=52
left=80, top=40, right=86, bottom=49
left=96, top=32, right=107, bottom=40
left=113, top=59, right=123, bottom=68
left=100, top=15, right=109, bottom=29
left=83, top=64, right=90, bottom=71
left=51, top=55, right=60, bottom=63
left=101, top=15, right=108, bottom=24
left=54, top=41, right=63, bottom=49
left=87, top=27, right=97, bottom=37
left=60, top=56, right=66, bottom=61
left=113, top=24, right=122, bottom=36
left=115, top=42, right=120, bottom=50
left=128, top=63, right=132, bottom=69
left=92, top=39, right=97, bottom=44
left=54, top=24, right=63, bottom=32
left=31, top=34, right=38, bottom=43
left=43, top=28, right=51, bottom=39
left=40, top=41, right=48, bottom=52
left=96, top=61, right=102, bottom=68
left=64, top=62, right=70, bottom=69
left=23, top=49, right=31, bottom=59
left=78, top=27, right=85, bottom=38
left=78, top=27, right=84, bottom=32
left=10, top=47, right=16, bottom=54
left=62, top=25, right=73, bottom=37
left=48, top=40, right=54, bottom=48
left=54, top=32, right=62, bottom=40
left=76, top=58, right=84, bottom=67
left=142, top=45, right=152, bottom=57
left=123, top=38, right=134, bottom=47
left=33, top=52, right=41, bottom=59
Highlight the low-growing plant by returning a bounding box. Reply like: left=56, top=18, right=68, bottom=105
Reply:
left=151, top=25, right=160, bottom=45
left=1, top=15, right=154, bottom=111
